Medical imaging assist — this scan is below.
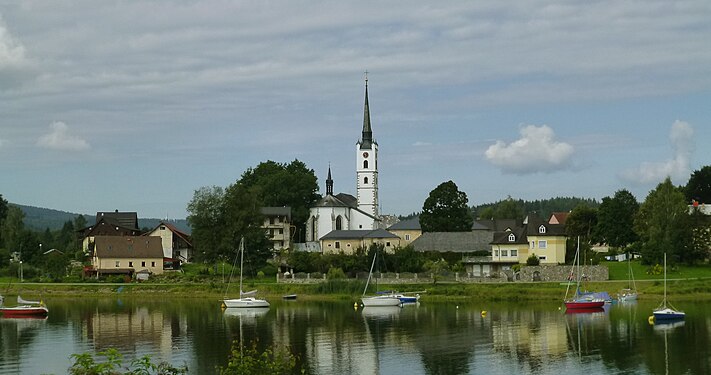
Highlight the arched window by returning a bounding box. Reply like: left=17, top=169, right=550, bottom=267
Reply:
left=363, top=160, right=368, bottom=169
left=310, top=217, right=316, bottom=241
left=336, top=216, right=343, bottom=230
left=538, top=225, right=546, bottom=234
left=508, top=233, right=515, bottom=242
left=364, top=177, right=368, bottom=184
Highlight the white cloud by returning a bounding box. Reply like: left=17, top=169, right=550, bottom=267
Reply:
left=484, top=125, right=574, bottom=174
left=36, top=121, right=90, bottom=151
left=0, top=19, right=26, bottom=68
left=412, top=141, right=432, bottom=147
left=621, top=120, right=694, bottom=184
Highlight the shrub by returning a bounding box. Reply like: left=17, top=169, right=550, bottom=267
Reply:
left=219, top=340, right=299, bottom=375
left=326, top=267, right=346, bottom=279
left=69, top=348, right=188, bottom=374
left=526, top=255, right=540, bottom=266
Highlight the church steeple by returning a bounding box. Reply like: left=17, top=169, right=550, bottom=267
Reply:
left=360, top=75, right=373, bottom=150
left=326, top=165, right=333, bottom=196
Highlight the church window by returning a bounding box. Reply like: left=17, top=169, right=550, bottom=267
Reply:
left=363, top=160, right=368, bottom=169
left=364, top=177, right=368, bottom=184
left=336, top=216, right=343, bottom=230
left=310, top=218, right=316, bottom=241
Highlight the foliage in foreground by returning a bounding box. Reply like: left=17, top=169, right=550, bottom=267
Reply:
left=69, top=341, right=302, bottom=375
left=69, top=348, right=187, bottom=374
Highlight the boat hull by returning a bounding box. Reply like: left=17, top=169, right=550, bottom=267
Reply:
left=564, top=300, right=605, bottom=310
left=361, top=296, right=401, bottom=307
left=653, top=308, right=685, bottom=321
left=222, top=297, right=270, bottom=308
left=0, top=306, right=49, bottom=318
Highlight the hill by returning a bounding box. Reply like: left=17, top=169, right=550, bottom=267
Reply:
left=12, top=204, right=191, bottom=234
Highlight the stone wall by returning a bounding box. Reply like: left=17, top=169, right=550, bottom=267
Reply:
left=517, top=265, right=608, bottom=282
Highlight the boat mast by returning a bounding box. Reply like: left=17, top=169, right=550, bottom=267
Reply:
left=363, top=251, right=377, bottom=296
left=663, top=253, right=667, bottom=308
left=239, top=237, right=244, bottom=296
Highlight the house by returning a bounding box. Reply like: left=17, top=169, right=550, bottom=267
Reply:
left=386, top=217, right=422, bottom=246
left=522, top=215, right=567, bottom=264
left=88, top=235, right=164, bottom=278
left=144, top=221, right=193, bottom=265
left=548, top=212, right=570, bottom=225
left=411, top=231, right=495, bottom=277
left=261, top=207, right=292, bottom=250
left=320, top=229, right=400, bottom=255
left=79, top=210, right=141, bottom=255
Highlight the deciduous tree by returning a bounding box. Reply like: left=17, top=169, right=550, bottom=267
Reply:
left=685, top=165, right=711, bottom=204
left=420, top=181, right=473, bottom=232
left=595, top=189, right=639, bottom=250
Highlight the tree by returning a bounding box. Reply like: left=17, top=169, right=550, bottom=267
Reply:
left=1, top=206, right=26, bottom=255
left=595, top=189, right=639, bottom=250
left=0, top=194, right=9, bottom=248
left=476, top=196, right=524, bottom=221
left=635, top=177, right=694, bottom=265
left=685, top=165, right=711, bottom=204
left=420, top=181, right=473, bottom=232
left=238, top=160, right=319, bottom=243
left=187, top=186, right=227, bottom=263
left=565, top=205, right=598, bottom=243
left=222, top=183, right=272, bottom=270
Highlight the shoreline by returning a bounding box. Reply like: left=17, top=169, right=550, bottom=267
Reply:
left=3, top=278, right=711, bottom=302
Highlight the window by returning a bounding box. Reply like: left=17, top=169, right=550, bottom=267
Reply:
left=151, top=262, right=155, bottom=267
left=335, top=241, right=340, bottom=249
left=278, top=228, right=283, bottom=234
left=501, top=250, right=508, bottom=256
left=511, top=250, right=518, bottom=257
left=539, top=256, right=547, bottom=260
left=508, top=233, right=515, bottom=242
left=115, top=261, right=120, bottom=267
left=538, top=240, right=547, bottom=249
left=539, top=225, right=546, bottom=234
left=364, top=160, right=369, bottom=169
left=142, top=261, right=146, bottom=267
left=336, top=216, right=343, bottom=230
left=531, top=241, right=535, bottom=248
left=364, top=177, right=368, bottom=184
left=129, top=261, right=133, bottom=267
left=386, top=242, right=391, bottom=247
left=160, top=226, right=166, bottom=230
left=494, top=250, right=499, bottom=257
left=405, top=234, right=411, bottom=241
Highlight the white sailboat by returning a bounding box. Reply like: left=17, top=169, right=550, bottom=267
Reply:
left=652, top=253, right=684, bottom=321
left=618, top=253, right=638, bottom=302
left=222, top=237, right=270, bottom=309
left=361, top=251, right=401, bottom=307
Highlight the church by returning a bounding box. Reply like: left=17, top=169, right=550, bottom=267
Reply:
left=305, top=78, right=391, bottom=253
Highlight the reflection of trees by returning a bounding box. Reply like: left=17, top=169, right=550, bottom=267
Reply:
left=410, top=305, right=477, bottom=375
left=0, top=318, right=46, bottom=366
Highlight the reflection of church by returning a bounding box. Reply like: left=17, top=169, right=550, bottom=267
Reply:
left=306, top=78, right=382, bottom=244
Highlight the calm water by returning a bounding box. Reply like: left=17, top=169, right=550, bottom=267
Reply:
left=0, top=296, right=709, bottom=374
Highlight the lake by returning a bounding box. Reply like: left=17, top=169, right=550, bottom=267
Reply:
left=0, top=296, right=709, bottom=374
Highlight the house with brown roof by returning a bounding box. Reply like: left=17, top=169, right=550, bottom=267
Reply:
left=88, top=235, right=164, bottom=278
left=79, top=211, right=142, bottom=255
left=320, top=229, right=400, bottom=255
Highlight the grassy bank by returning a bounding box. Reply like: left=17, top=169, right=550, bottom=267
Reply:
left=3, top=277, right=711, bottom=302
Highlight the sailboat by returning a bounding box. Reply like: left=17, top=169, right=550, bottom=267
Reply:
left=564, top=237, right=605, bottom=310
left=652, top=253, right=684, bottom=321
left=618, top=252, right=638, bottom=302
left=221, top=237, right=270, bottom=309
left=361, top=251, right=401, bottom=307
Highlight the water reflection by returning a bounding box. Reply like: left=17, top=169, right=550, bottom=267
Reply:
left=1, top=298, right=710, bottom=374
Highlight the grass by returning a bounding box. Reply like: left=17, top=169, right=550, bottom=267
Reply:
left=605, top=259, right=711, bottom=280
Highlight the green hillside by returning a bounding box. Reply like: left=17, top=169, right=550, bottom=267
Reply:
left=12, top=204, right=191, bottom=234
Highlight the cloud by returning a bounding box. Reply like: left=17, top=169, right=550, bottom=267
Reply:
left=36, top=121, right=90, bottom=151
left=621, top=120, right=694, bottom=184
left=484, top=125, right=574, bottom=174
left=0, top=19, right=27, bottom=69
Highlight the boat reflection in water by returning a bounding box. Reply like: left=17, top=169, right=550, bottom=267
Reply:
left=361, top=306, right=402, bottom=319
left=223, top=307, right=270, bottom=320
left=564, top=307, right=605, bottom=315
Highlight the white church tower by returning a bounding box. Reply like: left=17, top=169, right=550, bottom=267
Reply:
left=356, top=76, right=379, bottom=218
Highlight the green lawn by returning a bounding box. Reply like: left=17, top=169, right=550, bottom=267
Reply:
left=605, top=259, right=711, bottom=280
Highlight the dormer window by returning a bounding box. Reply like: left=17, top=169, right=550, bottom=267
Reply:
left=538, top=225, right=546, bottom=234
left=508, top=233, right=515, bottom=242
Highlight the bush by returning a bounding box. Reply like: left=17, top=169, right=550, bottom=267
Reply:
left=526, top=255, right=540, bottom=266
left=259, top=264, right=278, bottom=277
left=326, top=267, right=346, bottom=279
left=219, top=340, right=299, bottom=375
left=69, top=348, right=188, bottom=374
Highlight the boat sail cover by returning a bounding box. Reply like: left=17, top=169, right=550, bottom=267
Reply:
left=18, top=296, right=42, bottom=305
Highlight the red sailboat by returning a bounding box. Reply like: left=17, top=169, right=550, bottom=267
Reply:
left=0, top=295, right=49, bottom=318
left=564, top=238, right=604, bottom=310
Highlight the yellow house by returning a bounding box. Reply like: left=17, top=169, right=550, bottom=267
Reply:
left=320, top=229, right=401, bottom=255
left=523, top=217, right=567, bottom=264
left=386, top=217, right=422, bottom=246
left=490, top=228, right=530, bottom=264
left=90, top=235, right=164, bottom=277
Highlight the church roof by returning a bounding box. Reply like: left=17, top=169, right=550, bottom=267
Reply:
left=314, top=194, right=351, bottom=208
left=358, top=77, right=375, bottom=150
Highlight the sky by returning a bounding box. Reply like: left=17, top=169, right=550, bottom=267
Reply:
left=1, top=1, right=710, bottom=220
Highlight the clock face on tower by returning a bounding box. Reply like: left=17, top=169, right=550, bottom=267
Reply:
left=363, top=152, right=369, bottom=158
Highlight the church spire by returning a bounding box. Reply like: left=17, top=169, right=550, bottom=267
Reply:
left=360, top=73, right=373, bottom=149
left=326, top=164, right=333, bottom=196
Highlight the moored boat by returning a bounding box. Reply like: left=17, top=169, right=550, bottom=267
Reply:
left=652, top=253, right=684, bottom=322
left=564, top=237, right=605, bottom=311
left=361, top=252, right=401, bottom=307
left=0, top=296, right=49, bottom=318
left=221, top=237, right=270, bottom=309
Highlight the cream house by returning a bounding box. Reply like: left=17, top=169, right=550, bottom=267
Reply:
left=144, top=221, right=193, bottom=265
left=386, top=217, right=422, bottom=246
left=320, top=229, right=400, bottom=255
left=89, top=235, right=164, bottom=278
left=523, top=216, right=567, bottom=264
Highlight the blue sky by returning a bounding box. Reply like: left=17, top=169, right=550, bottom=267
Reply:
left=1, top=1, right=710, bottom=219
